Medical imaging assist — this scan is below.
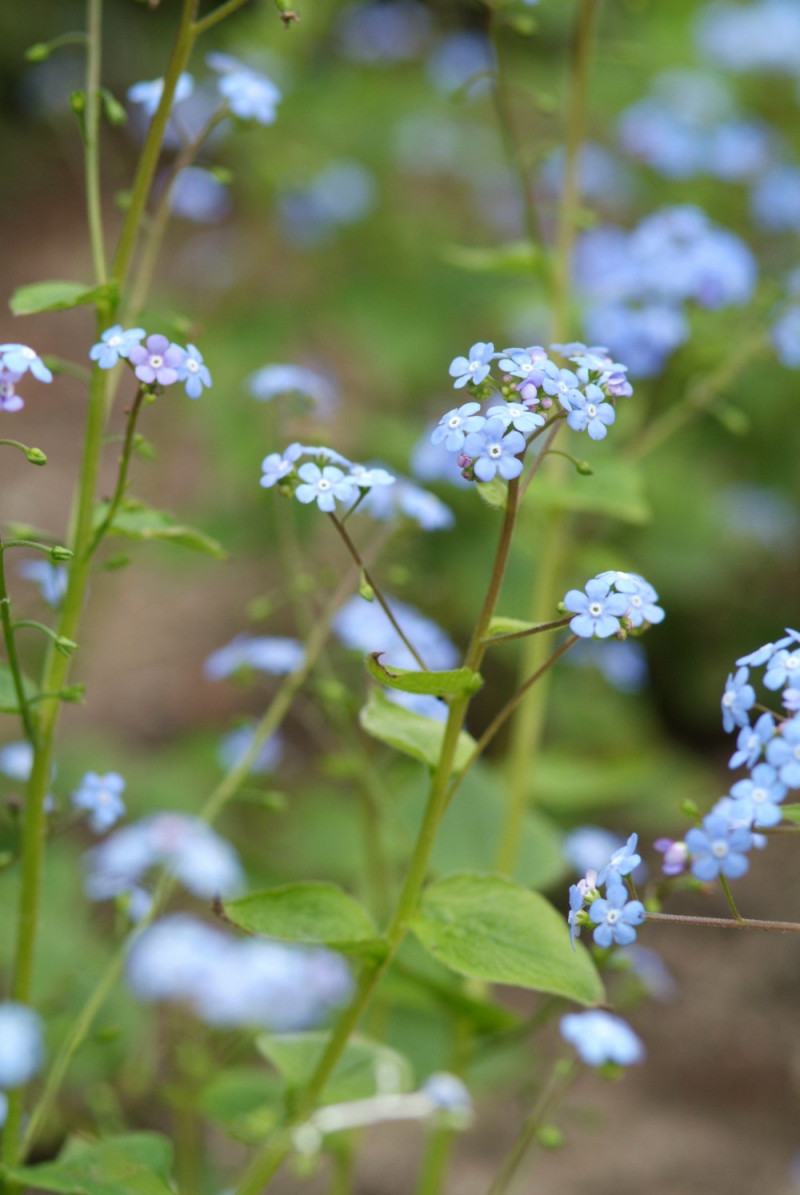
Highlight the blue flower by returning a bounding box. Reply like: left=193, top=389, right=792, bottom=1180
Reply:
left=0, top=368, right=24, bottom=413
left=764, top=648, right=800, bottom=691
left=448, top=342, right=494, bottom=389
left=567, top=882, right=586, bottom=950
left=89, top=326, right=145, bottom=370
left=421, top=1073, right=473, bottom=1116
left=260, top=442, right=303, bottom=489
left=772, top=306, right=800, bottom=369
left=751, top=165, right=800, bottom=234
left=560, top=1010, right=644, bottom=1067
left=431, top=402, right=485, bottom=451
left=249, top=364, right=338, bottom=413
left=462, top=418, right=525, bottom=482
left=18, top=560, right=68, bottom=608
left=486, top=402, right=544, bottom=434
left=333, top=594, right=457, bottom=672
left=597, top=832, right=642, bottom=884
left=541, top=363, right=582, bottom=409
left=127, top=72, right=194, bottom=118
left=207, top=54, right=281, bottom=125
left=72, top=772, right=126, bottom=834
left=204, top=634, right=305, bottom=680
left=0, top=344, right=53, bottom=383
left=295, top=462, right=357, bottom=511
left=721, top=666, right=755, bottom=733
left=497, top=346, right=546, bottom=383
left=563, top=577, right=629, bottom=639
left=217, top=725, right=283, bottom=775
left=347, top=464, right=396, bottom=488
left=0, top=741, right=33, bottom=781
left=129, top=335, right=185, bottom=387
left=729, top=763, right=787, bottom=828
left=685, top=812, right=752, bottom=881
left=563, top=826, right=625, bottom=877
left=595, top=571, right=665, bottom=628
left=177, top=344, right=212, bottom=399
left=765, top=715, right=800, bottom=788
left=565, top=384, right=616, bottom=440
left=0, top=1004, right=45, bottom=1088
left=729, top=710, right=775, bottom=769
left=589, top=881, right=646, bottom=948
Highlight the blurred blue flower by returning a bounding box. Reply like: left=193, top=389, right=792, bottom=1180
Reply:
left=71, top=771, right=126, bottom=834
left=426, top=32, right=495, bottom=97
left=766, top=715, right=800, bottom=787
left=566, top=639, right=649, bottom=693
left=337, top=0, right=432, bottom=63
left=422, top=1073, right=472, bottom=1115
left=169, top=166, right=231, bottom=224
left=614, top=945, right=677, bottom=1002
left=539, top=143, right=632, bottom=204
left=333, top=594, right=458, bottom=672
left=279, top=162, right=377, bottom=246
left=89, top=325, right=145, bottom=369
left=249, top=364, right=338, bottom=414
left=0, top=741, right=33, bottom=781
left=412, top=426, right=472, bottom=487
left=686, top=811, right=752, bottom=881
left=0, top=1004, right=45, bottom=1089
left=695, top=0, right=800, bottom=75
left=18, top=560, right=68, bottom=608
left=772, top=306, right=800, bottom=367
left=0, top=344, right=52, bottom=383
left=751, top=166, right=800, bottom=233
left=207, top=54, right=280, bottom=124
left=560, top=1009, right=644, bottom=1067
left=218, top=725, right=283, bottom=774
left=563, top=826, right=624, bottom=876
left=127, top=72, right=194, bottom=118
left=729, top=763, right=787, bottom=827
left=205, top=634, right=305, bottom=680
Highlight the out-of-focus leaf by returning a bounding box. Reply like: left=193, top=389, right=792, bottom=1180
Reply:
left=10, top=280, right=117, bottom=315
left=359, top=689, right=476, bottom=771
left=0, top=1132, right=174, bottom=1195
left=224, top=881, right=379, bottom=948
left=93, top=500, right=227, bottom=558
left=441, top=241, right=542, bottom=276
left=257, top=1032, right=414, bottom=1104
left=529, top=456, right=651, bottom=524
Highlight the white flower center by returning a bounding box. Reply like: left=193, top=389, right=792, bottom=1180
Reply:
left=488, top=445, right=502, bottom=458
left=751, top=787, right=767, bottom=804
left=508, top=406, right=522, bottom=417
left=589, top=602, right=603, bottom=617
left=586, top=404, right=597, bottom=417
left=711, top=841, right=728, bottom=858
left=22, top=348, right=35, bottom=360
left=469, top=361, right=479, bottom=373
left=448, top=415, right=461, bottom=429
left=317, top=479, right=331, bottom=491
left=787, top=657, right=799, bottom=671
left=0, top=383, right=13, bottom=398
left=606, top=909, right=620, bottom=924
left=631, top=595, right=642, bottom=607
left=722, top=692, right=735, bottom=707
left=149, top=355, right=164, bottom=369
left=108, top=335, right=122, bottom=347
left=186, top=358, right=199, bottom=372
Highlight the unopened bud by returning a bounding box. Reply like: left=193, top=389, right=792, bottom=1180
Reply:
left=25, top=43, right=50, bottom=62
left=69, top=90, right=86, bottom=114
left=50, top=545, right=73, bottom=561
left=25, top=447, right=47, bottom=466
left=55, top=637, right=78, bottom=658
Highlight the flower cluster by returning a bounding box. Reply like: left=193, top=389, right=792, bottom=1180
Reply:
left=0, top=343, right=53, bottom=413
left=567, top=833, right=645, bottom=950
left=204, top=633, right=305, bottom=680
left=576, top=206, right=756, bottom=376
left=126, top=914, right=352, bottom=1031
left=128, top=57, right=281, bottom=129
left=433, top=341, right=631, bottom=481
left=84, top=812, right=243, bottom=912
left=563, top=570, right=664, bottom=640
left=89, top=328, right=212, bottom=398
left=261, top=442, right=395, bottom=513
left=560, top=1009, right=645, bottom=1068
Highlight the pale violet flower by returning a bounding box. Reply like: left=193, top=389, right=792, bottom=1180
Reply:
left=0, top=344, right=52, bottom=383
left=71, top=772, right=126, bottom=834
left=448, top=342, right=494, bottom=388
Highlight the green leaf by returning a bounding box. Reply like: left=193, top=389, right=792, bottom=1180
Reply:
left=781, top=804, right=800, bottom=825
left=257, top=1032, right=414, bottom=1104
left=0, top=1132, right=175, bottom=1195
left=529, top=455, right=651, bottom=524
left=359, top=689, right=476, bottom=772
left=0, top=663, right=36, bottom=714
left=410, top=873, right=603, bottom=1006
left=93, top=500, right=227, bottom=558
left=441, top=241, right=542, bottom=276
left=475, top=477, right=508, bottom=512
left=224, top=881, right=380, bottom=949
left=365, top=654, right=482, bottom=698
left=397, top=762, right=566, bottom=891
left=486, top=615, right=538, bottom=639
left=10, top=279, right=117, bottom=316
left=199, top=1068, right=284, bottom=1144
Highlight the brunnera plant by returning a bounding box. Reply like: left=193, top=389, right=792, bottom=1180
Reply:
left=1, top=2, right=799, bottom=1194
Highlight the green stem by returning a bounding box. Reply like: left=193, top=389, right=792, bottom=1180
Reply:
left=0, top=539, right=37, bottom=744
left=414, top=1126, right=456, bottom=1195
left=233, top=481, right=522, bottom=1195
left=328, top=513, right=427, bottom=670
left=0, top=440, right=47, bottom=464
left=485, top=1061, right=576, bottom=1195
left=719, top=876, right=744, bottom=923
left=84, top=0, right=107, bottom=285
left=86, top=385, right=146, bottom=557
left=193, top=0, right=253, bottom=35
left=110, top=0, right=199, bottom=296
left=646, top=911, right=800, bottom=934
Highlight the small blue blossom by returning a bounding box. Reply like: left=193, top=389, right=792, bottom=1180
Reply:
left=260, top=442, right=303, bottom=489
left=486, top=402, right=544, bottom=434
left=784, top=688, right=800, bottom=713
left=567, top=882, right=586, bottom=950
left=764, top=648, right=800, bottom=691
left=0, top=344, right=53, bottom=383
left=595, top=571, right=664, bottom=628
left=0, top=1004, right=45, bottom=1089
left=563, top=577, right=629, bottom=639
left=563, top=826, right=624, bottom=877
left=204, top=634, right=305, bottom=680
left=497, top=346, right=546, bottom=383
left=462, top=418, right=525, bottom=482
left=71, top=772, right=127, bottom=834
left=721, top=666, right=756, bottom=733
left=729, top=710, right=775, bottom=769
left=89, top=326, right=145, bottom=370
left=0, top=368, right=24, bottom=413
left=295, top=462, right=357, bottom=512
left=431, top=402, right=485, bottom=452
left=207, top=54, right=281, bottom=125
left=18, top=560, right=68, bottom=608
left=541, top=362, right=582, bottom=410
left=685, top=812, right=752, bottom=881
left=249, top=364, right=338, bottom=413
left=218, top=725, right=283, bottom=775
left=177, top=344, right=212, bottom=399
left=363, top=477, right=455, bottom=530
left=598, top=832, right=642, bottom=884
left=333, top=594, right=457, bottom=672
left=0, top=741, right=33, bottom=781
left=589, top=880, right=646, bottom=948
left=448, top=342, right=494, bottom=389
left=654, top=836, right=689, bottom=876
left=765, top=715, right=800, bottom=788
left=127, top=72, right=194, bottom=118
left=421, top=1073, right=472, bottom=1117
left=560, top=1010, right=644, bottom=1067
left=566, top=384, right=616, bottom=440
left=729, top=763, right=787, bottom=828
